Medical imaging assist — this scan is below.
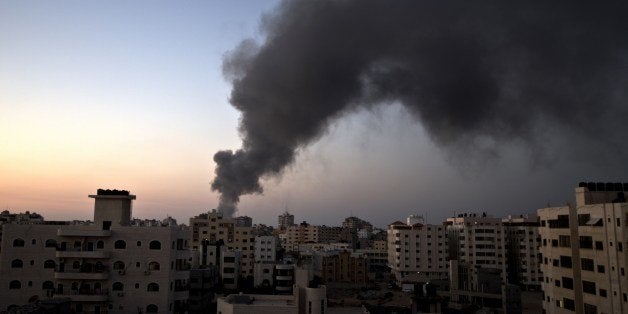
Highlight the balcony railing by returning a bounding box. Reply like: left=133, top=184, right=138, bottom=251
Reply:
left=55, top=271, right=109, bottom=280
left=56, top=249, right=110, bottom=259
left=54, top=289, right=109, bottom=302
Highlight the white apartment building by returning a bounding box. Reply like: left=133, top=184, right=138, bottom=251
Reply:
left=0, top=189, right=190, bottom=313
left=387, top=216, right=449, bottom=283
left=254, top=236, right=277, bottom=288
left=539, top=182, right=628, bottom=314
left=446, top=213, right=506, bottom=271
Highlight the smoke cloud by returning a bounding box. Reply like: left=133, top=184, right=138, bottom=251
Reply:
left=211, top=0, right=628, bottom=216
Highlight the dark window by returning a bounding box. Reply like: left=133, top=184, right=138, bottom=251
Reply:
left=595, top=241, right=604, bottom=250
left=9, top=280, right=21, bottom=289
left=149, top=241, right=161, bottom=250
left=45, top=239, right=57, bottom=248
left=584, top=303, right=597, bottom=314
left=583, top=280, right=596, bottom=295
left=598, top=265, right=605, bottom=273
left=148, top=262, right=160, bottom=271
left=113, top=261, right=125, bottom=270
left=42, top=281, right=54, bottom=290
left=562, top=277, right=573, bottom=289
left=112, top=282, right=124, bottom=291
left=137, top=241, right=142, bottom=247
left=600, top=289, right=607, bottom=297
left=563, top=298, right=575, bottom=310
left=580, top=236, right=593, bottom=249
left=147, top=283, right=159, bottom=291
left=43, top=260, right=56, bottom=269
left=11, top=259, right=23, bottom=268
left=581, top=258, right=594, bottom=271
left=560, top=256, right=572, bottom=268
left=146, top=304, right=158, bottom=313
left=114, top=240, right=126, bottom=249
left=13, top=238, right=25, bottom=247
left=96, top=241, right=104, bottom=249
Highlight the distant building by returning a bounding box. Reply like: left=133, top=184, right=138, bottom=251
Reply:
left=278, top=211, right=295, bottom=230
left=321, top=251, right=369, bottom=284
left=189, top=210, right=255, bottom=278
left=502, top=214, right=542, bottom=291
left=0, top=189, right=190, bottom=313
left=387, top=220, right=449, bottom=283
left=538, top=182, right=628, bottom=314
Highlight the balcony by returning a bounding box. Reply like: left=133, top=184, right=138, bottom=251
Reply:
left=56, top=250, right=110, bottom=259
left=55, top=271, right=109, bottom=280
left=54, top=289, right=109, bottom=302
left=57, top=229, right=112, bottom=237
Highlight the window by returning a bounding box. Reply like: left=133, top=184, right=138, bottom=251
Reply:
left=96, top=241, right=104, bottom=249
left=598, top=265, right=605, bottom=273
left=600, top=289, right=607, bottom=297
left=595, top=241, right=604, bottom=250
left=584, top=303, right=598, bottom=314
left=147, top=283, right=159, bottom=291
left=149, top=241, right=161, bottom=250
left=148, top=261, right=160, bottom=271
left=9, top=280, right=21, bottom=289
left=560, top=256, right=572, bottom=268
left=11, top=259, right=23, bottom=268
left=583, top=280, right=596, bottom=295
left=580, top=236, right=593, bottom=249
left=114, top=240, right=126, bottom=249
left=137, top=241, right=142, bottom=247
left=559, top=235, right=571, bottom=248
left=581, top=258, right=594, bottom=271
left=113, top=261, right=125, bottom=270
left=563, top=298, right=575, bottom=311
left=146, top=304, right=158, bottom=313
left=45, top=239, right=57, bottom=248
left=43, top=260, right=56, bottom=269
left=562, top=277, right=574, bottom=289
left=112, top=282, right=124, bottom=291
left=42, top=281, right=54, bottom=290
left=13, top=238, right=25, bottom=247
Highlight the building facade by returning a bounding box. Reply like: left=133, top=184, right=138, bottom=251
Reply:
left=0, top=189, right=190, bottom=313
left=539, top=183, right=628, bottom=314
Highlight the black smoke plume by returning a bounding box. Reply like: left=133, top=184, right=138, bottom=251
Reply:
left=211, top=0, right=628, bottom=216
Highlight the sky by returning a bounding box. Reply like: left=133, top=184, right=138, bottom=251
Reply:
left=1, top=1, right=626, bottom=229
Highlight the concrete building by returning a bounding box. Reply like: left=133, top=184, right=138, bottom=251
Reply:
left=189, top=210, right=255, bottom=279
left=321, top=251, right=369, bottom=284
left=221, top=250, right=242, bottom=290
left=217, top=267, right=326, bottom=314
left=387, top=219, right=449, bottom=284
left=278, top=211, right=295, bottom=231
left=538, top=182, right=628, bottom=314
left=254, top=236, right=278, bottom=288
left=284, top=222, right=319, bottom=251
left=503, top=214, right=542, bottom=291
left=0, top=189, right=190, bottom=313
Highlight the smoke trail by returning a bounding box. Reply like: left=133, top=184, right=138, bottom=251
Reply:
left=211, top=0, right=628, bottom=216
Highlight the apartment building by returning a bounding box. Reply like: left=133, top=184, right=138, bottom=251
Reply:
left=0, top=189, right=190, bottom=313
left=278, top=211, right=295, bottom=230
left=503, top=214, right=542, bottom=291
left=283, top=222, right=319, bottom=251
left=387, top=217, right=449, bottom=283
left=254, top=236, right=278, bottom=288
left=446, top=213, right=506, bottom=271
left=189, top=210, right=255, bottom=278
left=321, top=251, right=369, bottom=284
left=538, top=182, right=628, bottom=314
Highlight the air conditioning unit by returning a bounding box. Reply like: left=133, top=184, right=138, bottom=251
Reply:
left=117, top=292, right=124, bottom=297
left=118, top=270, right=125, bottom=275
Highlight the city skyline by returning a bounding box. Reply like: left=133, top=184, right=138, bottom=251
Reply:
left=2, top=1, right=627, bottom=228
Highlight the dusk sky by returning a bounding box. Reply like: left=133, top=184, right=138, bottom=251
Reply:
left=1, top=1, right=626, bottom=228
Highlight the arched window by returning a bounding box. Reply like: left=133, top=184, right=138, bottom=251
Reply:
left=43, top=260, right=56, bottom=269
left=149, top=241, right=161, bottom=250
left=148, top=261, right=160, bottom=271
left=147, top=283, right=159, bottom=292
left=9, top=280, right=21, bottom=289
left=114, top=240, right=126, bottom=249
left=146, top=304, right=158, bottom=313
left=42, top=281, right=54, bottom=290
left=45, top=239, right=57, bottom=248
left=13, top=238, right=25, bottom=247
left=137, top=241, right=142, bottom=247
left=112, top=282, right=124, bottom=291
left=11, top=259, right=23, bottom=268
left=96, top=240, right=104, bottom=249
left=113, top=261, right=125, bottom=270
